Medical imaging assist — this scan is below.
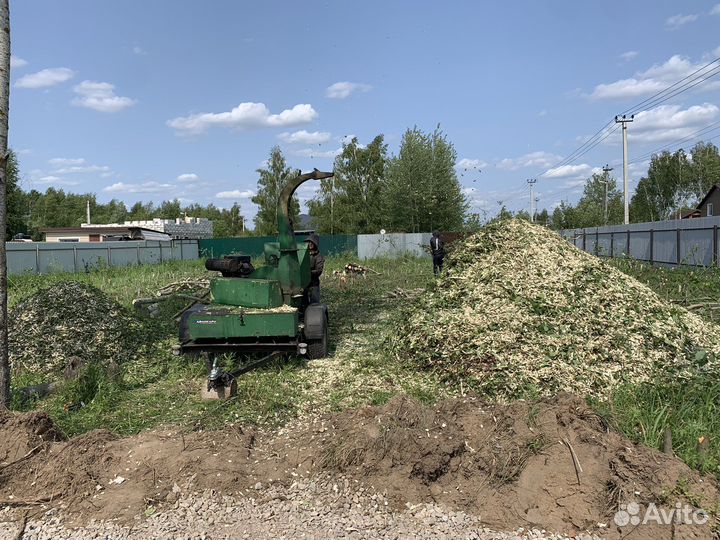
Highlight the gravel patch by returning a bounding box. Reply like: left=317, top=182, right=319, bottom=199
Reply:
left=0, top=477, right=606, bottom=540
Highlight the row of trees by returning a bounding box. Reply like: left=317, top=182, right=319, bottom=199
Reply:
left=544, top=141, right=720, bottom=230
left=251, top=126, right=468, bottom=235
left=3, top=151, right=247, bottom=240
left=8, top=135, right=717, bottom=241
left=308, top=126, right=467, bottom=233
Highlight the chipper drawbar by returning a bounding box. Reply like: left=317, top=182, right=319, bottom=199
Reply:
left=178, top=169, right=333, bottom=398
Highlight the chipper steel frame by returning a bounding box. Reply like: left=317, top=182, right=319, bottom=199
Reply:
left=178, top=169, right=333, bottom=398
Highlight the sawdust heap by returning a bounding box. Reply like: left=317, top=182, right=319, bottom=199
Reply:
left=392, top=219, right=720, bottom=399
left=9, top=281, right=145, bottom=377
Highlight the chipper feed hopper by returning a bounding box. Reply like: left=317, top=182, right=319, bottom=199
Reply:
left=178, top=169, right=333, bottom=398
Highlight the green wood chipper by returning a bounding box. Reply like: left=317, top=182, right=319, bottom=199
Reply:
left=178, top=169, right=333, bottom=398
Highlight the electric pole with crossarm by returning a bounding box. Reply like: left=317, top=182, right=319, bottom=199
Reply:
left=527, top=178, right=537, bottom=222
left=615, top=115, right=634, bottom=224
left=602, top=164, right=613, bottom=225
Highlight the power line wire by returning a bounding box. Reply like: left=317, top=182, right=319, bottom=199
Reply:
left=626, top=120, right=720, bottom=164
left=620, top=57, right=720, bottom=116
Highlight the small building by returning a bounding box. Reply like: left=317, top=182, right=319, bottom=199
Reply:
left=41, top=226, right=172, bottom=242
left=682, top=185, right=720, bottom=219
left=82, top=216, right=213, bottom=239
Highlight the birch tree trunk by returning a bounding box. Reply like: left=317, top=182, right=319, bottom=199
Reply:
left=0, top=0, right=10, bottom=408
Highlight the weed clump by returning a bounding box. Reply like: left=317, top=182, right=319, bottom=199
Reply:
left=9, top=280, right=145, bottom=377
left=391, top=219, right=720, bottom=400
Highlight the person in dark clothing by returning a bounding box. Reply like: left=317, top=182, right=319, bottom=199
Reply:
left=430, top=230, right=445, bottom=275
left=305, top=233, right=324, bottom=304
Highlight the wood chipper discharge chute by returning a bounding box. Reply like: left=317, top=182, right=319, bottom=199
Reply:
left=177, top=169, right=333, bottom=399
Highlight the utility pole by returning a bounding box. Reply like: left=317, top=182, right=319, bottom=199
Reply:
left=527, top=178, right=537, bottom=222
left=602, top=164, right=613, bottom=225
left=615, top=115, right=634, bottom=224
left=86, top=199, right=91, bottom=225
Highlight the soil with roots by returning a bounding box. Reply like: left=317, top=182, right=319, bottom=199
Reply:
left=0, top=394, right=717, bottom=539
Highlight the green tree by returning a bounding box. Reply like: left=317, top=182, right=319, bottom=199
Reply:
left=214, top=203, right=245, bottom=237
left=128, top=201, right=155, bottom=221
left=158, top=199, right=182, bottom=219
left=687, top=141, right=720, bottom=200
left=572, top=173, right=623, bottom=227
left=488, top=205, right=514, bottom=223
left=629, top=149, right=692, bottom=222
left=308, top=135, right=388, bottom=234
left=385, top=126, right=467, bottom=232
left=252, top=146, right=298, bottom=235
left=5, top=150, right=28, bottom=238
left=551, top=201, right=577, bottom=230
left=535, top=208, right=550, bottom=226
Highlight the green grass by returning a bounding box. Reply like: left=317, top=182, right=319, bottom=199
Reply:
left=603, top=259, right=720, bottom=478
left=14, top=252, right=720, bottom=482
left=8, top=259, right=207, bottom=308
left=8, top=255, right=442, bottom=437
left=610, top=258, right=720, bottom=323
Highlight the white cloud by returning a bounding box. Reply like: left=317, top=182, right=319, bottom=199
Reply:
left=538, top=109, right=547, bottom=117
left=711, top=4, right=720, bottom=15
left=629, top=102, right=720, bottom=143
left=278, top=129, right=332, bottom=145
left=325, top=81, right=373, bottom=99
left=216, top=189, right=255, bottom=199
left=496, top=151, right=562, bottom=170
left=55, top=165, right=110, bottom=174
left=293, top=147, right=342, bottom=158
left=590, top=52, right=720, bottom=100
left=542, top=164, right=600, bottom=179
left=15, top=67, right=74, bottom=89
left=620, top=51, right=638, bottom=61
left=47, top=157, right=112, bottom=175
left=132, top=46, right=146, bottom=55
left=665, top=13, right=698, bottom=30
left=35, top=175, right=79, bottom=186
left=167, top=102, right=318, bottom=135
left=72, top=81, right=136, bottom=113
left=177, top=173, right=199, bottom=182
left=10, top=56, right=27, bottom=68
left=49, top=157, right=85, bottom=166
left=456, top=158, right=487, bottom=170
left=103, top=181, right=174, bottom=194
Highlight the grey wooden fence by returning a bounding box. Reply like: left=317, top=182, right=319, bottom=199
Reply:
left=7, top=239, right=199, bottom=275
left=561, top=216, right=720, bottom=267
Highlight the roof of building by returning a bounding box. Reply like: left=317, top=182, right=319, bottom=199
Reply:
left=40, top=226, right=173, bottom=241
left=40, top=226, right=156, bottom=234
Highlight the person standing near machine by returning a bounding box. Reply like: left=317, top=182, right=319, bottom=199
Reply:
left=430, top=230, right=445, bottom=275
left=305, top=233, right=325, bottom=303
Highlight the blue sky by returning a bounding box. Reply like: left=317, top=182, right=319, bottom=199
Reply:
left=8, top=0, right=720, bottom=225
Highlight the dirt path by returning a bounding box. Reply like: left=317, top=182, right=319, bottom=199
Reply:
left=0, top=394, right=717, bottom=539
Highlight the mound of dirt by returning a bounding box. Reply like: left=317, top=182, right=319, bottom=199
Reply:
left=9, top=281, right=145, bottom=377
left=390, top=219, right=720, bottom=400
left=0, top=394, right=717, bottom=539
left=0, top=410, right=64, bottom=464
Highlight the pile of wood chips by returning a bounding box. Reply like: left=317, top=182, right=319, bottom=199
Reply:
left=391, top=219, right=720, bottom=400
left=9, top=281, right=145, bottom=378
